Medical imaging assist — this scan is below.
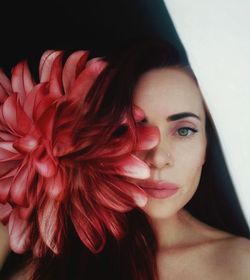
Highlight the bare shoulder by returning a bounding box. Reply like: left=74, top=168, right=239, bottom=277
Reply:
left=218, top=235, right=250, bottom=278
left=226, top=236, right=250, bottom=260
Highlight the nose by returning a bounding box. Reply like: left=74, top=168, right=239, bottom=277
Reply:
left=144, top=141, right=173, bottom=169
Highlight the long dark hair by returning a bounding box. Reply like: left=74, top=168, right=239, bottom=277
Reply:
left=2, top=38, right=249, bottom=280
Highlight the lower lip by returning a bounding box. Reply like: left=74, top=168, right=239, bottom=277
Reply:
left=141, top=187, right=179, bottom=199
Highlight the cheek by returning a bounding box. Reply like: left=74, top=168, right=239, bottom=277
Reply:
left=176, top=140, right=206, bottom=185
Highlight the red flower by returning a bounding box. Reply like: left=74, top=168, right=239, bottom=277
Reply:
left=0, top=50, right=159, bottom=256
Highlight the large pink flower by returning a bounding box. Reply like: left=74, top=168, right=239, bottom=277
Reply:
left=0, top=50, right=159, bottom=256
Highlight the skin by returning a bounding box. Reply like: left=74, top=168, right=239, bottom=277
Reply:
left=133, top=67, right=250, bottom=279
left=0, top=223, right=10, bottom=269
left=1, top=67, right=250, bottom=280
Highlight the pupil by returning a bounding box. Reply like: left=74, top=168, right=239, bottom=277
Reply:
left=179, top=128, right=188, bottom=136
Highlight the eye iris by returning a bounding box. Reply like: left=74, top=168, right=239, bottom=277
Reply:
left=178, top=128, right=189, bottom=136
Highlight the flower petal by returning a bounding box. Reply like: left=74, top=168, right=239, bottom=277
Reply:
left=39, top=51, right=62, bottom=83
left=33, top=146, right=57, bottom=178
left=15, top=98, right=32, bottom=134
left=2, top=94, right=18, bottom=134
left=122, top=104, right=145, bottom=124
left=69, top=59, right=107, bottom=104
left=36, top=103, right=57, bottom=140
left=44, top=168, right=66, bottom=200
left=11, top=61, right=35, bottom=105
left=32, top=84, right=56, bottom=121
left=0, top=147, right=21, bottom=162
left=136, top=125, right=160, bottom=150
left=13, top=134, right=39, bottom=153
left=48, top=53, right=64, bottom=98
left=10, top=161, right=35, bottom=206
left=38, top=199, right=62, bottom=254
left=8, top=210, right=31, bottom=254
left=11, top=62, right=26, bottom=104
left=113, top=154, right=150, bottom=179
left=0, top=69, right=12, bottom=95
left=0, top=161, right=19, bottom=177
left=94, top=177, right=147, bottom=209
left=0, top=177, right=12, bottom=203
left=23, top=84, right=37, bottom=119
left=0, top=131, right=17, bottom=141
left=62, top=50, right=89, bottom=95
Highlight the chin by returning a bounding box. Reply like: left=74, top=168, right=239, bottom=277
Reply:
left=141, top=187, right=197, bottom=220
left=141, top=198, right=182, bottom=220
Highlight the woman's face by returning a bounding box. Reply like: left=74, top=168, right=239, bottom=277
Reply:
left=133, top=67, right=207, bottom=219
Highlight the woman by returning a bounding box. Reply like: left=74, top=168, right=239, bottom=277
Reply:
left=1, top=39, right=250, bottom=279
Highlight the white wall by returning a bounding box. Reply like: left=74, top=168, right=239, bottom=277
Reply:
left=164, top=0, right=250, bottom=227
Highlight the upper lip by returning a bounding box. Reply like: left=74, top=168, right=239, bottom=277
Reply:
left=139, top=179, right=179, bottom=190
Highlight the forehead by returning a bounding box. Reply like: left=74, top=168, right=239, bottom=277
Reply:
left=133, top=67, right=205, bottom=119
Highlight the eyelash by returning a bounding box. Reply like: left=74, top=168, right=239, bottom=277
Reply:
left=138, top=119, right=198, bottom=138
left=176, top=127, right=198, bottom=137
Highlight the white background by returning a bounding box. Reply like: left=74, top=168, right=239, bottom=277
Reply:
left=164, top=0, right=250, bottom=227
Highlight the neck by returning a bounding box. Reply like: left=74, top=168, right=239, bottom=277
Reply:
left=147, top=209, right=204, bottom=250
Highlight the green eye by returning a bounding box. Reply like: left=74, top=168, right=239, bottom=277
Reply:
left=177, top=127, right=198, bottom=137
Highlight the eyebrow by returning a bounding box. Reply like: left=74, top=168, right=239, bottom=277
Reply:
left=167, top=112, right=201, bottom=122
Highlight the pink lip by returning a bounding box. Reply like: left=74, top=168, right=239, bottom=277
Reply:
left=139, top=180, right=179, bottom=199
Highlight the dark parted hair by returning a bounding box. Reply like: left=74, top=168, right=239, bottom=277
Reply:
left=1, top=38, right=249, bottom=280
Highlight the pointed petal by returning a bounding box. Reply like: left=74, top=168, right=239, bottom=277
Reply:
left=8, top=210, right=31, bottom=254
left=0, top=147, right=21, bottom=162
left=38, top=199, right=62, bottom=254
left=13, top=134, right=39, bottom=153
left=2, top=94, right=18, bottom=134
left=0, top=161, right=19, bottom=177
left=11, top=62, right=26, bottom=104
left=44, top=168, right=66, bottom=200
left=53, top=127, right=74, bottom=157
left=11, top=60, right=35, bottom=104
left=111, top=154, right=150, bottom=179
left=85, top=57, right=107, bottom=75
left=15, top=98, right=32, bottom=134
left=36, top=102, right=57, bottom=140
left=23, top=83, right=37, bottom=119
left=94, top=177, right=147, bottom=209
left=0, top=131, right=17, bottom=141
left=33, top=146, right=57, bottom=178
left=23, top=61, right=35, bottom=94
left=122, top=104, right=145, bottom=125
left=39, top=51, right=62, bottom=82
left=10, top=161, right=35, bottom=206
left=133, top=105, right=145, bottom=122
left=48, top=53, right=64, bottom=98
left=93, top=179, right=134, bottom=212
left=69, top=59, right=107, bottom=103
left=62, top=50, right=89, bottom=95
left=136, top=125, right=160, bottom=150
left=32, top=83, right=56, bottom=121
